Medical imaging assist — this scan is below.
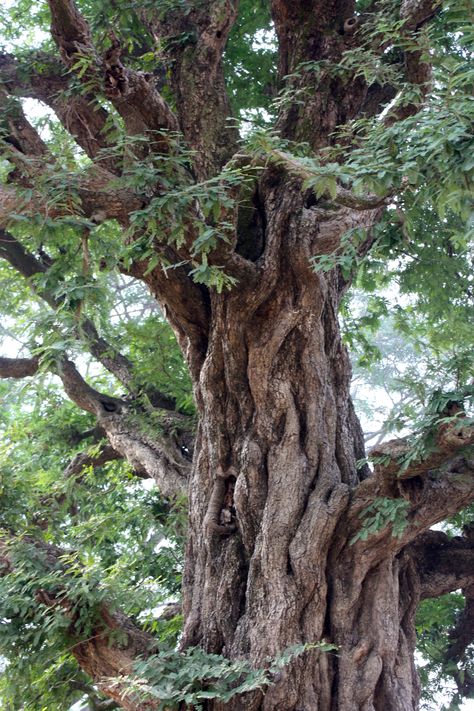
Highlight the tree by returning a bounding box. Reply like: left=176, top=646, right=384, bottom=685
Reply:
left=0, top=0, right=473, bottom=709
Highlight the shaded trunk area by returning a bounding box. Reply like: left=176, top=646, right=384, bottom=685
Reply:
left=180, top=178, right=420, bottom=709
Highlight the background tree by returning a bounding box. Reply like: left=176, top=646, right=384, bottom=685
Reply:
left=0, top=0, right=473, bottom=709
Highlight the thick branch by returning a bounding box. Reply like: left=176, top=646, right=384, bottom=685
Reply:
left=0, top=343, right=189, bottom=497
left=348, top=451, right=474, bottom=570
left=369, top=418, right=474, bottom=480
left=0, top=166, right=141, bottom=225
left=406, top=527, right=474, bottom=697
left=0, top=355, right=39, bottom=378
left=346, top=414, right=474, bottom=565
left=400, top=0, right=441, bottom=30
left=56, top=359, right=189, bottom=498
left=406, top=529, right=474, bottom=600
left=48, top=0, right=178, bottom=139
left=140, top=0, right=239, bottom=178
left=253, top=149, right=391, bottom=210
left=124, top=258, right=210, bottom=380
left=57, top=358, right=124, bottom=416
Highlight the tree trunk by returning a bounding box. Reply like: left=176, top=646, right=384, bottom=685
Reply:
left=179, top=177, right=419, bottom=709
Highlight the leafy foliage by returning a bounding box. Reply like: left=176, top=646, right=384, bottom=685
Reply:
left=109, top=642, right=337, bottom=710
left=350, top=496, right=410, bottom=544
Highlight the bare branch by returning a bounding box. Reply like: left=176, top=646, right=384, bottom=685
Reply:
left=0, top=355, right=39, bottom=378
left=406, top=529, right=474, bottom=600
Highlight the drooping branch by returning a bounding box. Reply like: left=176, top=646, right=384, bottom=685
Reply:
left=0, top=534, right=160, bottom=711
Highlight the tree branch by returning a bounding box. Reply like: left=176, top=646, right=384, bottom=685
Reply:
left=140, top=0, right=239, bottom=178
left=0, top=229, right=177, bottom=410
left=405, top=526, right=474, bottom=698
left=48, top=0, right=178, bottom=139
left=406, top=529, right=474, bottom=600
left=0, top=534, right=160, bottom=711
left=0, top=230, right=137, bottom=389
left=261, top=149, right=391, bottom=210
left=64, top=444, right=129, bottom=480
left=124, top=258, right=210, bottom=381
left=58, top=360, right=190, bottom=498
left=0, top=356, right=39, bottom=378
left=400, top=0, right=441, bottom=30
left=0, top=166, right=142, bottom=226
left=0, top=342, right=190, bottom=497
left=369, top=417, right=474, bottom=481
left=0, top=52, right=116, bottom=170
left=383, top=0, right=442, bottom=122
left=446, top=584, right=474, bottom=698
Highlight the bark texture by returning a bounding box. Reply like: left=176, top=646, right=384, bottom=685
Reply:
left=178, top=176, right=452, bottom=711
left=0, top=1, right=473, bottom=709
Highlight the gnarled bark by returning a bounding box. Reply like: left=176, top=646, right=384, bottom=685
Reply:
left=1, top=1, right=471, bottom=709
